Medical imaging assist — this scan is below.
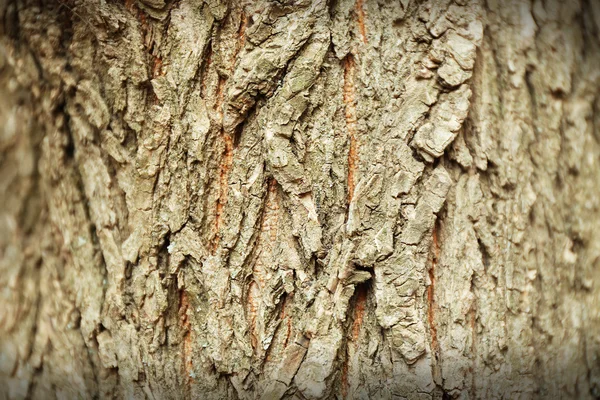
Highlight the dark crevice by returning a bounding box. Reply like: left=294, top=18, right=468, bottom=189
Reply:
left=199, top=42, right=214, bottom=99
left=593, top=95, right=600, bottom=144
left=22, top=257, right=43, bottom=364
left=477, top=237, right=490, bottom=272
left=56, top=0, right=96, bottom=41
left=64, top=131, right=76, bottom=160
left=354, top=263, right=373, bottom=272
left=233, top=102, right=255, bottom=149
left=525, top=67, right=537, bottom=127
left=2, top=1, right=20, bottom=41
left=158, top=232, right=171, bottom=277
left=327, top=0, right=339, bottom=21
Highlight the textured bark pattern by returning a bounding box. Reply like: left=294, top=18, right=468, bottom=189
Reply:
left=1, top=0, right=600, bottom=398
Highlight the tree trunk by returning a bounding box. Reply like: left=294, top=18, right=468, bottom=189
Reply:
left=1, top=0, right=600, bottom=398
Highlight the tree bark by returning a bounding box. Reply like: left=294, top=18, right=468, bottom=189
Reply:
left=1, top=0, right=600, bottom=398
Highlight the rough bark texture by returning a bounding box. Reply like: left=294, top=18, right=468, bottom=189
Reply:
left=1, top=0, right=600, bottom=398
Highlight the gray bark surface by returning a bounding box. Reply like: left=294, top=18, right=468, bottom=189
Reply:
left=1, top=0, right=600, bottom=398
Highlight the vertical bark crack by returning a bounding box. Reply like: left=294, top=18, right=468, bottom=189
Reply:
left=428, top=223, right=440, bottom=363
left=355, top=0, right=367, bottom=44
left=343, top=54, right=359, bottom=204
left=341, top=281, right=368, bottom=399
left=179, top=291, right=193, bottom=393
left=211, top=12, right=247, bottom=254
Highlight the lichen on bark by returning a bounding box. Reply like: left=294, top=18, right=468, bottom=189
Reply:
left=1, top=0, right=600, bottom=399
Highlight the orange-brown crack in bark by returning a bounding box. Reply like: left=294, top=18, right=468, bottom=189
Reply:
left=212, top=129, right=233, bottom=254
left=343, top=55, right=359, bottom=204
left=247, top=179, right=280, bottom=352
left=125, top=3, right=152, bottom=52
left=125, top=3, right=164, bottom=102
left=351, top=287, right=367, bottom=341
left=211, top=14, right=247, bottom=253
left=124, top=0, right=135, bottom=13
left=236, top=14, right=248, bottom=58
left=342, top=284, right=368, bottom=398
left=283, top=318, right=292, bottom=349
left=247, top=281, right=260, bottom=350
left=152, top=56, right=163, bottom=78
left=210, top=75, right=230, bottom=253
left=278, top=288, right=288, bottom=321
left=355, top=0, right=368, bottom=44
left=279, top=292, right=292, bottom=350
left=180, top=291, right=193, bottom=386
left=428, top=225, right=440, bottom=358
left=342, top=358, right=349, bottom=398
